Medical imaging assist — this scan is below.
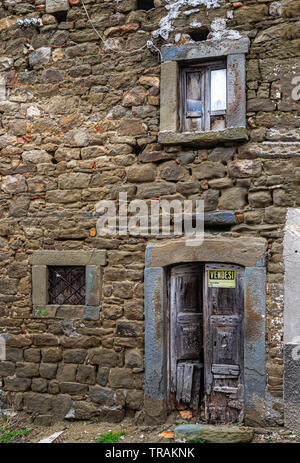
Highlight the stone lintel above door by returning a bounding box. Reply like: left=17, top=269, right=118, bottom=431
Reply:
left=145, top=236, right=267, bottom=269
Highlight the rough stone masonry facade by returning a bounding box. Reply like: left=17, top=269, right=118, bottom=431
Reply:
left=0, top=0, right=299, bottom=427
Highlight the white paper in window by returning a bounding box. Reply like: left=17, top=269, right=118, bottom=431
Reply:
left=210, top=69, right=226, bottom=112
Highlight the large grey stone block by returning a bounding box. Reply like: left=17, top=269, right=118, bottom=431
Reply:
left=30, top=250, right=106, bottom=266
left=46, top=0, right=69, bottom=13
left=175, top=424, right=254, bottom=443
left=32, top=266, right=48, bottom=306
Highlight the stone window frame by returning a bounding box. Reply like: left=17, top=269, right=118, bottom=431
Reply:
left=158, top=38, right=250, bottom=147
left=30, top=250, right=106, bottom=320
left=143, top=236, right=267, bottom=425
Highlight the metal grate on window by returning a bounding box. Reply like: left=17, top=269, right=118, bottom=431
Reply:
left=48, top=266, right=86, bottom=305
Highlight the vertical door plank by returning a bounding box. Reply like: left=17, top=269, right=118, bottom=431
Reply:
left=191, top=366, right=201, bottom=410
left=176, top=363, right=184, bottom=403
left=169, top=264, right=203, bottom=411
left=204, top=263, right=244, bottom=423
left=182, top=363, right=194, bottom=403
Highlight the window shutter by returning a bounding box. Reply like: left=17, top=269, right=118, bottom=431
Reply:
left=182, top=71, right=204, bottom=132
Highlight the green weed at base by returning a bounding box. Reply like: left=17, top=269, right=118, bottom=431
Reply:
left=0, top=428, right=31, bottom=444
left=95, top=431, right=126, bottom=443
left=188, top=438, right=206, bottom=444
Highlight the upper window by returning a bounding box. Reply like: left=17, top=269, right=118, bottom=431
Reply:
left=159, top=38, right=250, bottom=146
left=181, top=62, right=227, bottom=133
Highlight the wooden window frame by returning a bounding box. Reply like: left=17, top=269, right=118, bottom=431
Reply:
left=180, top=60, right=227, bottom=133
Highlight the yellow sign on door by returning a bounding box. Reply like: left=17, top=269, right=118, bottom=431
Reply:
left=208, top=269, right=236, bottom=288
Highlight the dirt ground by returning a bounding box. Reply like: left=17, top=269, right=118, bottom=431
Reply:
left=1, top=411, right=300, bottom=443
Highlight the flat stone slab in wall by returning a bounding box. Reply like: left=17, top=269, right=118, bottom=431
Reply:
left=46, top=0, right=69, bottom=13
left=174, top=424, right=254, bottom=443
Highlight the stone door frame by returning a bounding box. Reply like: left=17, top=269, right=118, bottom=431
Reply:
left=144, top=236, right=267, bottom=425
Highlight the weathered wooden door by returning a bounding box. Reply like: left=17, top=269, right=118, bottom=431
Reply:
left=204, top=263, right=244, bottom=423
left=169, top=262, right=244, bottom=422
left=169, top=264, right=203, bottom=410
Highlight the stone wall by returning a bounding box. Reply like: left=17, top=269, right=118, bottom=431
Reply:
left=0, top=0, right=299, bottom=425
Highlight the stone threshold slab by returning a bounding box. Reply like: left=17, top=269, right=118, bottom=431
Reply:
left=175, top=424, right=254, bottom=443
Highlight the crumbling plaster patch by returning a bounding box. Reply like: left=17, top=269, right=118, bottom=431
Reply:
left=151, top=0, right=242, bottom=43
left=153, top=0, right=223, bottom=40
left=209, top=17, right=241, bottom=40
left=114, top=0, right=240, bottom=44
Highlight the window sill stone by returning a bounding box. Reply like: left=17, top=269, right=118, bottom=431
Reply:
left=158, top=127, right=248, bottom=147
left=33, top=304, right=100, bottom=320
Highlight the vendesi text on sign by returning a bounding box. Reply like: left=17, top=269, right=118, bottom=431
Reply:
left=208, top=269, right=236, bottom=288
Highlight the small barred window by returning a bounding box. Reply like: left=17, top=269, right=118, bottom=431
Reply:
left=48, top=266, right=86, bottom=305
